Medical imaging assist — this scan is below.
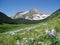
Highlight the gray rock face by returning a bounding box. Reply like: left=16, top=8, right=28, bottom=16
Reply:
left=11, top=8, right=50, bottom=20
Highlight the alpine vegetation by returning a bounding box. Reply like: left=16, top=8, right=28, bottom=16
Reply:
left=0, top=9, right=60, bottom=45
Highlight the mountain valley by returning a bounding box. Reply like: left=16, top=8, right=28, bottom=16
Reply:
left=0, top=8, right=60, bottom=45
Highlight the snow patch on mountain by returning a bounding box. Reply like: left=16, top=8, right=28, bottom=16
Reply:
left=11, top=8, right=50, bottom=20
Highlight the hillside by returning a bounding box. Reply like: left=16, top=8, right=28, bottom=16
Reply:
left=0, top=12, right=17, bottom=24
left=45, top=9, right=60, bottom=32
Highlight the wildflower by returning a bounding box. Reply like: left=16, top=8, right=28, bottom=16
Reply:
left=25, top=28, right=31, bottom=31
left=38, top=41, right=43, bottom=44
left=29, top=38, right=34, bottom=41
left=45, top=28, right=57, bottom=38
left=16, top=40, right=20, bottom=45
left=51, top=28, right=56, bottom=37
left=23, top=38, right=27, bottom=40
left=45, top=30, right=51, bottom=36
left=9, top=32, right=15, bottom=35
left=21, top=32, right=25, bottom=35
left=25, top=40, right=28, bottom=42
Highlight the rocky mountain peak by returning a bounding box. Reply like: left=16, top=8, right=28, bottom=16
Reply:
left=29, top=8, right=43, bottom=14
left=11, top=9, right=50, bottom=20
left=30, top=8, right=39, bottom=12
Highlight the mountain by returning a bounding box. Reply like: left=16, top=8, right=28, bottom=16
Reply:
left=0, top=12, right=17, bottom=24
left=11, top=8, right=50, bottom=20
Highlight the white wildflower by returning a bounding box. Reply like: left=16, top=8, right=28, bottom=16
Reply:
left=25, top=40, right=28, bottom=42
left=25, top=28, right=31, bottom=31
left=45, top=30, right=51, bottom=35
left=29, top=38, right=34, bottom=41
left=23, top=38, right=28, bottom=42
left=23, top=38, right=27, bottom=40
left=16, top=40, right=20, bottom=45
left=45, top=28, right=57, bottom=38
left=9, top=32, right=15, bottom=35
left=21, top=32, right=25, bottom=35
left=38, top=41, right=43, bottom=44
left=51, top=28, right=56, bottom=37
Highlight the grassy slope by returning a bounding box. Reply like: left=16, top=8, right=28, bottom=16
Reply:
left=0, top=12, right=18, bottom=24
left=46, top=9, right=60, bottom=32
left=0, top=23, right=40, bottom=33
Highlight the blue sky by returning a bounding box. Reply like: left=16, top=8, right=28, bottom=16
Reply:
left=0, top=0, right=60, bottom=16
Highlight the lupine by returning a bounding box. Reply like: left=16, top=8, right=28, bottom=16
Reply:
left=45, top=29, right=56, bottom=38
left=45, top=30, right=51, bottom=36
left=51, top=28, right=56, bottom=37
left=45, top=28, right=57, bottom=45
